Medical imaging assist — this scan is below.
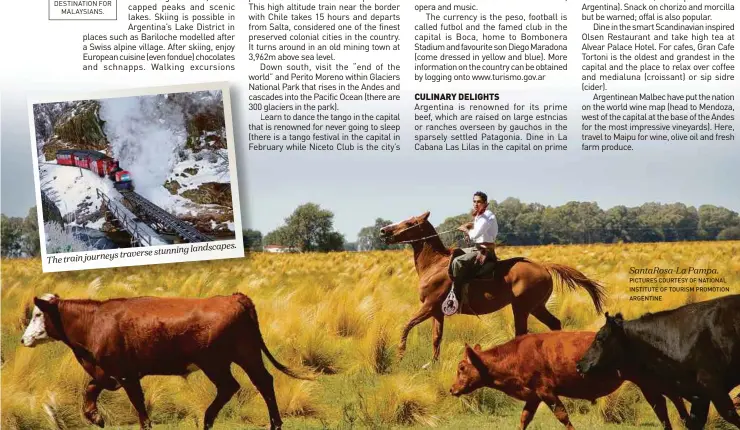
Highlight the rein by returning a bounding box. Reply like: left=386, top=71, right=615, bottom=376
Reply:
left=389, top=222, right=459, bottom=244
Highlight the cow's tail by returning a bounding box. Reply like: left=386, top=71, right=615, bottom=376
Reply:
left=235, top=293, right=315, bottom=381
left=541, top=263, right=607, bottom=314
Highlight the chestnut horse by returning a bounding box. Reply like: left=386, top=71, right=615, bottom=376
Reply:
left=379, top=211, right=607, bottom=368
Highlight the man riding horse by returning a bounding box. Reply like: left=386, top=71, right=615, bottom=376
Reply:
left=444, top=191, right=499, bottom=315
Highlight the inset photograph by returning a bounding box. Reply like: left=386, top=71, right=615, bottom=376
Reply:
left=29, top=83, right=243, bottom=271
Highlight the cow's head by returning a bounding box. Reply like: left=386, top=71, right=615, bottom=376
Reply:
left=379, top=212, right=431, bottom=244
left=450, top=344, right=489, bottom=396
left=576, top=312, right=627, bottom=376
left=21, top=293, right=62, bottom=347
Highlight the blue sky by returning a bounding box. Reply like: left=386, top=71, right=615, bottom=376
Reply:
left=3, top=89, right=739, bottom=242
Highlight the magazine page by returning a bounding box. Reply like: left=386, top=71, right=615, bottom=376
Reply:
left=1, top=0, right=738, bottom=428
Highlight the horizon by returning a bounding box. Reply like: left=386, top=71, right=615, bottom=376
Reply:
left=6, top=195, right=739, bottom=244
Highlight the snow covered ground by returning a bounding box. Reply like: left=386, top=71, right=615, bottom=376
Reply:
left=40, top=161, right=169, bottom=247
left=40, top=161, right=117, bottom=227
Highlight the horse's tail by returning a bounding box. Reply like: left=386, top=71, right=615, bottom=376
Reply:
left=541, top=263, right=606, bottom=314
left=234, top=293, right=315, bottom=381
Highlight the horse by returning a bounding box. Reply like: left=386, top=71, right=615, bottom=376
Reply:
left=379, top=211, right=607, bottom=369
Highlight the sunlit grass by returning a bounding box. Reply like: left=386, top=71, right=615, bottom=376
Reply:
left=2, top=240, right=738, bottom=429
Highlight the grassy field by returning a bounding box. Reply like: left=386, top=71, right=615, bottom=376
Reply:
left=2, top=241, right=739, bottom=430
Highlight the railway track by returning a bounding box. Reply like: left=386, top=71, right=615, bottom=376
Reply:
left=121, top=191, right=214, bottom=243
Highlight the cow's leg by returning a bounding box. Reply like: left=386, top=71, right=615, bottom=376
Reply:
left=697, top=372, right=740, bottom=428
left=707, top=392, right=740, bottom=428
left=531, top=304, right=562, bottom=331
left=519, top=398, right=541, bottom=430
left=686, top=398, right=710, bottom=430
left=539, top=394, right=575, bottom=430
left=237, top=359, right=282, bottom=430
left=82, top=380, right=105, bottom=428
left=666, top=394, right=690, bottom=426
left=200, top=365, right=240, bottom=430
left=638, top=387, right=673, bottom=430
left=398, top=302, right=434, bottom=362
left=422, top=310, right=445, bottom=370
left=120, top=378, right=152, bottom=430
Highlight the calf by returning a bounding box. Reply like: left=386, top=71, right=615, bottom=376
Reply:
left=449, top=331, right=689, bottom=429
left=577, top=294, right=740, bottom=430
left=21, top=293, right=312, bottom=430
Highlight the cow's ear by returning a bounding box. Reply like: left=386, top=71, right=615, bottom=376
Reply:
left=614, top=313, right=624, bottom=326
left=463, top=344, right=472, bottom=362
left=466, top=346, right=487, bottom=373
left=473, top=344, right=482, bottom=352
left=34, top=296, right=58, bottom=313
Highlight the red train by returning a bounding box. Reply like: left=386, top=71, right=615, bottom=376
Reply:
left=56, top=149, right=134, bottom=191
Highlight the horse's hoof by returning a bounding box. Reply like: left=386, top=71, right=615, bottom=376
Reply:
left=421, top=361, right=433, bottom=370
left=85, top=410, right=105, bottom=428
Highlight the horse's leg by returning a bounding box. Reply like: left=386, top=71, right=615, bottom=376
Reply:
left=398, top=302, right=435, bottom=361
left=422, top=309, right=445, bottom=370
left=512, top=303, right=530, bottom=337
left=511, top=276, right=553, bottom=337
left=531, top=304, right=562, bottom=331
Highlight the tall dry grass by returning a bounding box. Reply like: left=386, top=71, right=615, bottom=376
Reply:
left=1, top=240, right=739, bottom=429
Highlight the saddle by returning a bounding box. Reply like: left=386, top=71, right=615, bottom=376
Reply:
left=447, top=247, right=497, bottom=280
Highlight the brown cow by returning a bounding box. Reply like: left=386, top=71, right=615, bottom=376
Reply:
left=21, top=293, right=312, bottom=430
left=449, top=331, right=689, bottom=429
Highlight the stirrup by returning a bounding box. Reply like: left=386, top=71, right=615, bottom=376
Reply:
left=442, top=288, right=459, bottom=316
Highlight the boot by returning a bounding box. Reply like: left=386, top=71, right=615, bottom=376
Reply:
left=459, top=283, right=469, bottom=314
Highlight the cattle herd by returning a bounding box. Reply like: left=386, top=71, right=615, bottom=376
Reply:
left=20, top=291, right=740, bottom=430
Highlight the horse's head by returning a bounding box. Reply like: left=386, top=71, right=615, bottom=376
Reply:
left=21, top=293, right=63, bottom=347
left=379, top=211, right=432, bottom=244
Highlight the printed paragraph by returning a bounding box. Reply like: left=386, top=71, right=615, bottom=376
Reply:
left=581, top=1, right=735, bottom=91
left=581, top=92, right=735, bottom=150
left=414, top=3, right=569, bottom=84
left=81, top=1, right=237, bottom=72
left=247, top=1, right=402, bottom=152
left=414, top=96, right=569, bottom=152
left=579, top=1, right=735, bottom=148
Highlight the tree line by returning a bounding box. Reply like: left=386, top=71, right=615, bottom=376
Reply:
left=1, top=207, right=41, bottom=258
left=244, top=199, right=740, bottom=253
left=3, top=198, right=739, bottom=258
left=433, top=199, right=740, bottom=247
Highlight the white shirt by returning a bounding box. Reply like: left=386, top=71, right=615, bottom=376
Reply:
left=469, top=209, right=498, bottom=243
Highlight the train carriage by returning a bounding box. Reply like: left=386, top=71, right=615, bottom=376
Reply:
left=55, top=149, right=134, bottom=191
left=55, top=149, right=76, bottom=166
left=72, top=151, right=92, bottom=170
